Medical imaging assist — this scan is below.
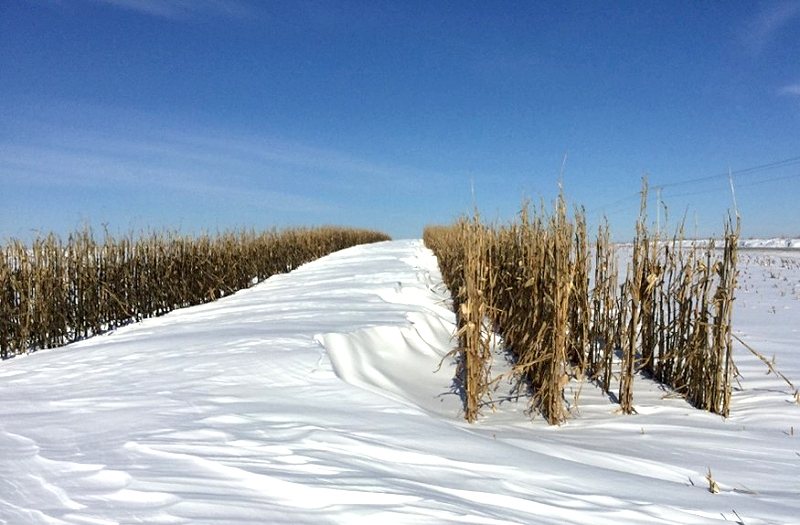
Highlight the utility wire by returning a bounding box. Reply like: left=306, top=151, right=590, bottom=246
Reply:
left=589, top=155, right=800, bottom=215
left=729, top=172, right=800, bottom=189
left=653, top=155, right=800, bottom=190
left=661, top=171, right=800, bottom=198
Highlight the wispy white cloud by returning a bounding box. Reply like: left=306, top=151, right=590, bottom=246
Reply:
left=175, top=133, right=447, bottom=193
left=0, top=141, right=334, bottom=214
left=778, top=83, right=800, bottom=96
left=0, top=99, right=460, bottom=241
left=88, top=0, right=255, bottom=20
left=0, top=104, right=450, bottom=218
left=745, top=1, right=800, bottom=54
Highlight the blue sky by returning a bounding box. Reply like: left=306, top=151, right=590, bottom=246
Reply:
left=1, top=0, right=799, bottom=241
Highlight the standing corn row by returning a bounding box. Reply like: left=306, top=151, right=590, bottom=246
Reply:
left=455, top=218, right=493, bottom=422
left=714, top=217, right=740, bottom=416
left=0, top=226, right=390, bottom=359
left=619, top=184, right=649, bottom=414
left=589, top=220, right=619, bottom=392
left=425, top=186, right=740, bottom=423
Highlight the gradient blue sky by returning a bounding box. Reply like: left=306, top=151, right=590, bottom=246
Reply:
left=2, top=0, right=799, bottom=241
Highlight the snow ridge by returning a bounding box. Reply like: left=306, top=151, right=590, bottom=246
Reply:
left=0, top=240, right=798, bottom=524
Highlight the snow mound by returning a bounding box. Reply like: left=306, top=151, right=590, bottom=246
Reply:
left=740, top=237, right=800, bottom=249
left=0, top=240, right=798, bottom=524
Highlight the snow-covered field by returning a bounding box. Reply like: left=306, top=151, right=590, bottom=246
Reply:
left=741, top=238, right=800, bottom=249
left=1, top=240, right=798, bottom=524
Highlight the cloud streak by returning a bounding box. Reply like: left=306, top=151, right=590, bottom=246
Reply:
left=745, top=1, right=800, bottom=54
left=0, top=105, right=452, bottom=221
left=88, top=0, right=255, bottom=20
left=174, top=133, right=449, bottom=194
left=0, top=142, right=335, bottom=215
left=778, top=83, right=800, bottom=96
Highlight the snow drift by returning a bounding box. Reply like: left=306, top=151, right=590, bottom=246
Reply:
left=0, top=240, right=797, bottom=524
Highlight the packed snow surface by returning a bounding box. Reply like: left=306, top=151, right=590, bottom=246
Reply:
left=741, top=238, right=800, bottom=249
left=1, top=240, right=798, bottom=524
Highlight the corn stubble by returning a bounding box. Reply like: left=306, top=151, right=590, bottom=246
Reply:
left=424, top=185, right=740, bottom=424
left=0, top=226, right=389, bottom=360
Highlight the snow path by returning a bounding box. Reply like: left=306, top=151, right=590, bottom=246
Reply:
left=1, top=240, right=798, bottom=524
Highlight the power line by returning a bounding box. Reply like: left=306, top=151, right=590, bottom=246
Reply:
left=661, top=171, right=800, bottom=199
left=653, top=155, right=800, bottom=190
left=589, top=155, right=800, bottom=215
left=731, top=172, right=800, bottom=189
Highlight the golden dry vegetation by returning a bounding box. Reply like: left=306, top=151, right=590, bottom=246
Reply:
left=424, top=184, right=740, bottom=424
left=0, top=226, right=390, bottom=359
